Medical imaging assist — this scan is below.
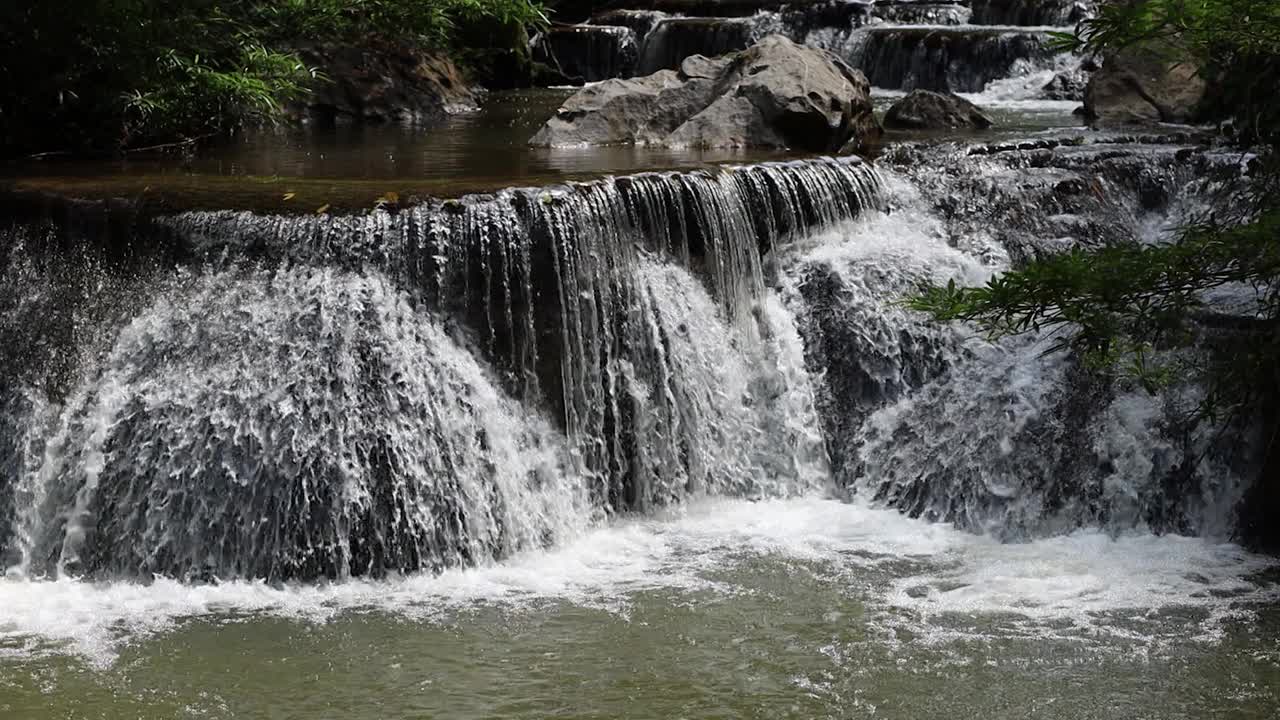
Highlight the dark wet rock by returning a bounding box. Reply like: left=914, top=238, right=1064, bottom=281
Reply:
left=1084, top=45, right=1207, bottom=125
left=294, top=45, right=476, bottom=123
left=793, top=262, right=960, bottom=490
left=1042, top=72, right=1087, bottom=102
left=780, top=0, right=876, bottom=34
left=885, top=90, right=993, bottom=130
left=533, top=25, right=640, bottom=83
left=531, top=35, right=880, bottom=151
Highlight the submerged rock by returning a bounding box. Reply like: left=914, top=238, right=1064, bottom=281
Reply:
left=884, top=90, right=993, bottom=130
left=530, top=35, right=880, bottom=151
left=295, top=44, right=476, bottom=123
left=1084, top=45, right=1206, bottom=125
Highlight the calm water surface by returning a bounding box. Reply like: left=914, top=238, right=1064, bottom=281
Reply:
left=8, top=87, right=1086, bottom=188
left=11, top=89, right=794, bottom=186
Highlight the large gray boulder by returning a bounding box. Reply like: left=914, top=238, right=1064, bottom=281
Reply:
left=529, top=35, right=880, bottom=152
left=1084, top=44, right=1206, bottom=125
left=884, top=90, right=993, bottom=130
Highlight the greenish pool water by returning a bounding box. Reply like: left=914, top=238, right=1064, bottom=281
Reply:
left=2, top=497, right=1277, bottom=719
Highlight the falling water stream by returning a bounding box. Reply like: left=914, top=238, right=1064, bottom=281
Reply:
left=1, top=144, right=1277, bottom=718
left=3, top=2, right=1280, bottom=718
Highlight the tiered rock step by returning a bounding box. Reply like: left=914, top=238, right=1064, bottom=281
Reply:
left=534, top=0, right=1092, bottom=95
left=846, top=25, right=1055, bottom=92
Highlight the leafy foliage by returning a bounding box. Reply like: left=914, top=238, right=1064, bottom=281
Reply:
left=910, top=211, right=1280, bottom=401
left=0, top=0, right=547, bottom=154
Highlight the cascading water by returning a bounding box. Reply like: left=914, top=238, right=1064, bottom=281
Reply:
left=7, top=267, right=593, bottom=582
left=970, top=0, right=1097, bottom=27
left=841, top=26, right=1058, bottom=92
left=0, top=136, right=1263, bottom=585
left=537, top=1, right=1080, bottom=93
left=787, top=141, right=1260, bottom=541
left=533, top=25, right=640, bottom=82
left=634, top=16, right=758, bottom=74
left=6, top=2, right=1280, bottom=714
left=0, top=157, right=882, bottom=582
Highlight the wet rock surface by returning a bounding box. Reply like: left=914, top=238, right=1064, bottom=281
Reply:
left=1042, top=71, right=1088, bottom=102
left=1084, top=44, right=1207, bottom=126
left=885, top=90, right=994, bottom=130
left=970, top=0, right=1096, bottom=26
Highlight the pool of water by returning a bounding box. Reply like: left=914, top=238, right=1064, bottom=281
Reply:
left=1, top=86, right=1091, bottom=211
left=8, top=89, right=793, bottom=184
left=2, top=497, right=1277, bottom=719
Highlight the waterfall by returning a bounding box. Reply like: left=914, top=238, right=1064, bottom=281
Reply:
left=0, top=141, right=1262, bottom=583
left=787, top=145, right=1257, bottom=541
left=874, top=3, right=973, bottom=26
left=533, top=25, right=640, bottom=82
left=7, top=267, right=593, bottom=582
left=848, top=26, right=1058, bottom=93
left=970, top=0, right=1096, bottom=27
left=0, top=157, right=883, bottom=581
left=530, top=2, right=1079, bottom=87
left=635, top=17, right=758, bottom=75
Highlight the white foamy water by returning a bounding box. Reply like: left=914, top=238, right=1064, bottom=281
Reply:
left=2, top=496, right=1276, bottom=668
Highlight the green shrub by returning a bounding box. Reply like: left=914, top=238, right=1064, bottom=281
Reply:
left=0, top=0, right=547, bottom=155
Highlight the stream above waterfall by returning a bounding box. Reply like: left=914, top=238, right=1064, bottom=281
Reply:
left=4, top=83, right=1083, bottom=212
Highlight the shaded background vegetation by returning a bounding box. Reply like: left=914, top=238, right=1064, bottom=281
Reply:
left=0, top=0, right=548, bottom=156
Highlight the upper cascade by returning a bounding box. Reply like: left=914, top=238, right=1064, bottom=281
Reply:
left=534, top=0, right=1089, bottom=91
left=969, top=0, right=1097, bottom=27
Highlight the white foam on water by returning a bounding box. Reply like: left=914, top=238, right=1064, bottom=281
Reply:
left=2, top=496, right=1276, bottom=668
left=790, top=169, right=1006, bottom=284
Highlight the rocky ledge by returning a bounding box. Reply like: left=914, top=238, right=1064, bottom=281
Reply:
left=530, top=35, right=881, bottom=152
